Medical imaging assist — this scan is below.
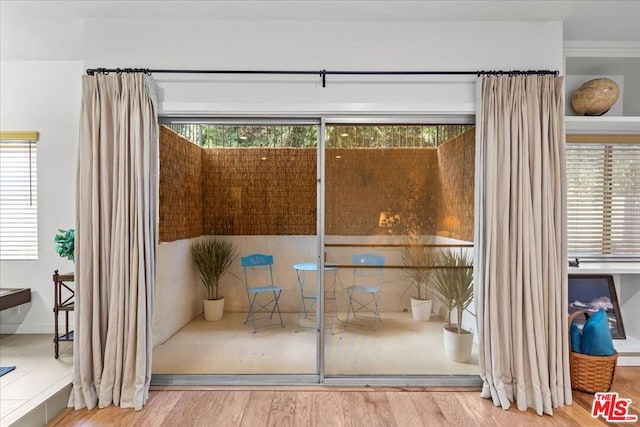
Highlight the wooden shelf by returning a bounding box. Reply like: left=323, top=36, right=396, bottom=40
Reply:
left=565, top=116, right=640, bottom=134
left=569, top=263, right=640, bottom=275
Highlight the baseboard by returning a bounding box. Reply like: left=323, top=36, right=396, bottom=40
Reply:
left=0, top=323, right=59, bottom=334
left=617, top=354, right=640, bottom=366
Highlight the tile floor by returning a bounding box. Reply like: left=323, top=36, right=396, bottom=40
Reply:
left=0, top=334, right=72, bottom=427
left=152, top=312, right=481, bottom=376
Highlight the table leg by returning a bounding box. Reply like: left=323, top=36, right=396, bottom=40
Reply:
left=296, top=270, right=315, bottom=332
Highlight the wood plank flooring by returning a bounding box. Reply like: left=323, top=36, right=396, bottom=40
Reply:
left=49, top=367, right=640, bottom=426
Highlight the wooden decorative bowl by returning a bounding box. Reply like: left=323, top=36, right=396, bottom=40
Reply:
left=571, top=78, right=619, bottom=116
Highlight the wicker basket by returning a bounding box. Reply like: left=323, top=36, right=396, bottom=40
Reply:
left=568, top=310, right=618, bottom=393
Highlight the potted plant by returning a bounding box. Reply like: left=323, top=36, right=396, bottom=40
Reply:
left=401, top=244, right=437, bottom=321
left=54, top=228, right=75, bottom=261
left=430, top=249, right=474, bottom=362
left=191, top=237, right=238, bottom=321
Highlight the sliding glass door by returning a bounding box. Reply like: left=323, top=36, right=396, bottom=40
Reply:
left=322, top=120, right=478, bottom=377
left=153, top=116, right=479, bottom=385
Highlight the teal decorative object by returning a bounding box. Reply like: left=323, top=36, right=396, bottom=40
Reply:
left=581, top=309, right=615, bottom=356
left=570, top=321, right=582, bottom=353
left=54, top=228, right=75, bottom=261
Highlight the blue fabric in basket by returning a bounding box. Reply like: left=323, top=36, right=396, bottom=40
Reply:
left=570, top=321, right=582, bottom=353
left=580, top=309, right=615, bottom=356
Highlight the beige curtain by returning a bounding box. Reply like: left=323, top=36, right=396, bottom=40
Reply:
left=474, top=75, right=572, bottom=415
left=70, top=73, right=157, bottom=410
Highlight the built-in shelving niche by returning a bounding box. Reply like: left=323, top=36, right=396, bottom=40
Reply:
left=564, top=42, right=640, bottom=366
left=564, top=41, right=640, bottom=134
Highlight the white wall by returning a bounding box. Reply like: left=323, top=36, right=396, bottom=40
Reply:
left=155, top=239, right=201, bottom=346
left=0, top=61, right=82, bottom=333
left=1, top=17, right=562, bottom=336
left=83, top=20, right=563, bottom=115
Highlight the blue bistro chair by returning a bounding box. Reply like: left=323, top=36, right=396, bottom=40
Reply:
left=345, top=253, right=385, bottom=328
left=241, top=253, right=285, bottom=333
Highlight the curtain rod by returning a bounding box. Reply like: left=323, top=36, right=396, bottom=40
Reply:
left=85, top=67, right=559, bottom=88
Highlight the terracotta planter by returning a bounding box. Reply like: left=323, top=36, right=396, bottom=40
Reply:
left=443, top=325, right=473, bottom=362
left=203, top=297, right=225, bottom=321
left=410, top=297, right=433, bottom=321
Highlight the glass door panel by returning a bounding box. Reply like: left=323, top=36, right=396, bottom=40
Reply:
left=323, top=123, right=479, bottom=376
left=154, top=121, right=320, bottom=377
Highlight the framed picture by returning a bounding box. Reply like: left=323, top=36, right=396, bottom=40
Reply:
left=568, top=274, right=625, bottom=339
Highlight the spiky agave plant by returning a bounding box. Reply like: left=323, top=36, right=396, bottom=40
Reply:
left=191, top=238, right=238, bottom=300
left=430, top=249, right=474, bottom=334
left=401, top=245, right=437, bottom=300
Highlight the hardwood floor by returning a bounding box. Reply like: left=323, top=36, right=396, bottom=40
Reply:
left=49, top=367, right=640, bottom=426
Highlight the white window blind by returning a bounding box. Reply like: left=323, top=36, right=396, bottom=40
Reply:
left=566, top=135, right=640, bottom=260
left=0, top=132, right=38, bottom=260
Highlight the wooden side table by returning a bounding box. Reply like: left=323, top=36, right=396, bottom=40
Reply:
left=53, top=270, right=74, bottom=359
left=0, top=288, right=31, bottom=311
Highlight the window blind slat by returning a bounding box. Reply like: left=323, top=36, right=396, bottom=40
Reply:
left=0, top=140, right=38, bottom=260
left=567, top=141, right=640, bottom=259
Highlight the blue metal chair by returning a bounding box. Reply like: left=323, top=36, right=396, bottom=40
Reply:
left=241, top=253, right=285, bottom=333
left=346, top=253, right=385, bottom=327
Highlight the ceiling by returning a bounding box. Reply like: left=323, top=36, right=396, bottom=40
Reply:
left=1, top=0, right=639, bottom=41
